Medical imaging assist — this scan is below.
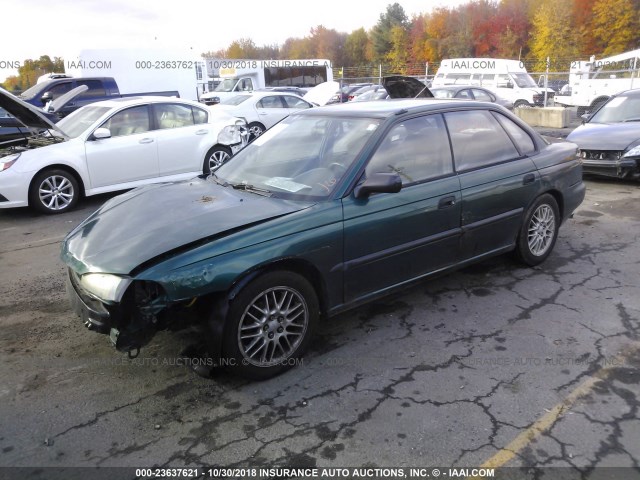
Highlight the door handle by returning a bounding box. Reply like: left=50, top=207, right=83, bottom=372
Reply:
left=195, top=129, right=208, bottom=135
left=139, top=138, right=154, bottom=144
left=523, top=173, right=536, bottom=185
left=258, top=112, right=268, bottom=115
left=438, top=195, right=456, bottom=209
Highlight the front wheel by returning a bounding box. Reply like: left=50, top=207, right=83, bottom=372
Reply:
left=515, top=194, right=560, bottom=266
left=29, top=169, right=80, bottom=214
left=513, top=100, right=531, bottom=109
left=203, top=145, right=232, bottom=174
left=221, top=271, right=319, bottom=380
left=247, top=122, right=265, bottom=142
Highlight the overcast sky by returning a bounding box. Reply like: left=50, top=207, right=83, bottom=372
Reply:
left=1, top=0, right=465, bottom=82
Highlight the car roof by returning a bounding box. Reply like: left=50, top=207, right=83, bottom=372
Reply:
left=431, top=85, right=487, bottom=91
left=299, top=98, right=490, bottom=118
left=88, top=96, right=202, bottom=108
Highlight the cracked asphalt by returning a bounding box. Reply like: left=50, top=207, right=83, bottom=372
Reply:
left=0, top=176, right=639, bottom=478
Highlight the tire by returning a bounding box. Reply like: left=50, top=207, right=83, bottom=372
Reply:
left=247, top=122, right=265, bottom=142
left=514, top=100, right=531, bottom=109
left=203, top=145, right=232, bottom=174
left=515, top=194, right=560, bottom=266
left=29, top=168, right=80, bottom=214
left=221, top=271, right=319, bottom=380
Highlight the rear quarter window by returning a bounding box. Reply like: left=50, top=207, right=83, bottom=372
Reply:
left=493, top=112, right=536, bottom=155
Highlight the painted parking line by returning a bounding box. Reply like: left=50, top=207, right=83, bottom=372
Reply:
left=478, top=347, right=635, bottom=470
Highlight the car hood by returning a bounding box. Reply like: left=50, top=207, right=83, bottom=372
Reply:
left=303, top=81, right=340, bottom=106
left=61, top=177, right=313, bottom=275
left=567, top=122, right=640, bottom=150
left=383, top=76, right=434, bottom=99
left=0, top=87, right=68, bottom=137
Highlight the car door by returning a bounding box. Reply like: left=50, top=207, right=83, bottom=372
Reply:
left=443, top=109, right=540, bottom=260
left=151, top=103, right=207, bottom=176
left=342, top=114, right=462, bottom=303
left=84, top=104, right=159, bottom=188
left=254, top=95, right=289, bottom=129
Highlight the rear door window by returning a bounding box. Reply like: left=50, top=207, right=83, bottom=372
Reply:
left=444, top=110, right=520, bottom=171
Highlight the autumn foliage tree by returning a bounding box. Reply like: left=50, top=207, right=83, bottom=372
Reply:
left=591, top=0, right=639, bottom=56
left=196, top=0, right=639, bottom=73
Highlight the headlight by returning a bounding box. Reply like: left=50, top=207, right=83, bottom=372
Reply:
left=80, top=273, right=132, bottom=303
left=623, top=144, right=640, bottom=158
left=0, top=153, right=20, bottom=172
left=217, top=124, right=242, bottom=145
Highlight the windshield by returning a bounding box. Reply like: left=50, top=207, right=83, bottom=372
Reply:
left=590, top=94, right=640, bottom=123
left=510, top=73, right=537, bottom=88
left=214, top=78, right=238, bottom=92
left=57, top=106, right=111, bottom=138
left=221, top=95, right=251, bottom=106
left=215, top=114, right=381, bottom=200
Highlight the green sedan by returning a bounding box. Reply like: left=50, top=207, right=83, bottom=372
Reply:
left=62, top=99, right=585, bottom=379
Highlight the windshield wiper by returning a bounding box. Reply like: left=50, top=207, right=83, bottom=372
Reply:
left=230, top=182, right=272, bottom=196
left=209, top=172, right=229, bottom=187
left=623, top=118, right=640, bottom=122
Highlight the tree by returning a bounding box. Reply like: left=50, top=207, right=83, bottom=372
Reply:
left=591, top=0, right=638, bottom=55
left=370, top=3, right=408, bottom=62
left=573, top=0, right=599, bottom=54
left=343, top=28, right=370, bottom=66
left=528, top=0, right=580, bottom=70
left=309, top=26, right=345, bottom=64
left=7, top=55, right=64, bottom=92
left=387, top=25, right=409, bottom=71
left=494, top=0, right=532, bottom=58
left=408, top=14, right=429, bottom=63
left=280, top=37, right=314, bottom=59
left=226, top=38, right=259, bottom=58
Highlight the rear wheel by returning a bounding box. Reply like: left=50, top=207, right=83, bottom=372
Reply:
left=203, top=145, right=232, bottom=174
left=515, top=194, right=559, bottom=266
left=29, top=169, right=79, bottom=214
left=221, top=271, right=318, bottom=380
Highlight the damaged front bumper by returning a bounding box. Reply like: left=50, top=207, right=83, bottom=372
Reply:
left=582, top=158, right=640, bottom=179
left=66, top=268, right=185, bottom=355
left=580, top=149, right=640, bottom=179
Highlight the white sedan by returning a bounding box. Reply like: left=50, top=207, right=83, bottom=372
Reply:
left=0, top=92, right=246, bottom=213
left=216, top=91, right=314, bottom=140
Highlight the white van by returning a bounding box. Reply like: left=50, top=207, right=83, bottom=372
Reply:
left=432, top=58, right=554, bottom=108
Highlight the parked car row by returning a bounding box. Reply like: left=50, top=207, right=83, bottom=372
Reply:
left=8, top=75, right=638, bottom=382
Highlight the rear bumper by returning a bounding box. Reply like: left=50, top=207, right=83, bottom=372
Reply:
left=564, top=180, right=586, bottom=222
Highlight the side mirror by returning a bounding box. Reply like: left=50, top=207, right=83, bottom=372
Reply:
left=581, top=113, right=591, bottom=123
left=354, top=172, right=402, bottom=199
left=92, top=127, right=112, bottom=140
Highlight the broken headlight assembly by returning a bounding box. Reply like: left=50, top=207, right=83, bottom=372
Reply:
left=79, top=273, right=132, bottom=304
